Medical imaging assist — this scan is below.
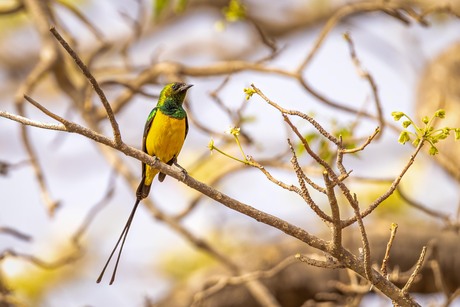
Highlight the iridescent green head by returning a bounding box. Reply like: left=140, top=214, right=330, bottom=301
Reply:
left=158, top=82, right=193, bottom=107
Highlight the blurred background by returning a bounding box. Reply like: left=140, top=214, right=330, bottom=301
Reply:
left=0, top=0, right=460, bottom=306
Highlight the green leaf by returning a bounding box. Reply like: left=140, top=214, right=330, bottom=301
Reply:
left=304, top=132, right=318, bottom=143
left=398, top=131, right=411, bottom=144
left=429, top=146, right=439, bottom=155
left=402, top=120, right=411, bottom=128
left=391, top=111, right=405, bottom=121
left=434, top=109, right=446, bottom=118
left=223, top=0, right=246, bottom=22
left=455, top=128, right=460, bottom=140
left=154, top=0, right=170, bottom=18
left=175, top=0, right=188, bottom=13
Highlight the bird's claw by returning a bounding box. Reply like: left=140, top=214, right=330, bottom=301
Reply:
left=174, top=162, right=187, bottom=180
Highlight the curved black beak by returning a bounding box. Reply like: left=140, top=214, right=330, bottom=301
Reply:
left=179, top=83, right=193, bottom=92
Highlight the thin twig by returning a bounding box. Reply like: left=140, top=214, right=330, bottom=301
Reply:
left=55, top=0, right=105, bottom=41
left=192, top=256, right=296, bottom=306
left=296, top=0, right=412, bottom=73
left=402, top=246, right=427, bottom=294
left=0, top=249, right=82, bottom=270
left=0, top=108, right=421, bottom=305
left=252, top=84, right=340, bottom=146
left=397, top=186, right=452, bottom=224
left=71, top=171, right=118, bottom=246
left=49, top=26, right=122, bottom=146
left=94, top=144, right=280, bottom=307
left=248, top=157, right=303, bottom=195
left=295, top=253, right=344, bottom=269
left=352, top=193, right=373, bottom=283
left=0, top=227, right=32, bottom=242
left=0, top=0, right=24, bottom=15
left=14, top=0, right=60, bottom=215
left=380, top=223, right=398, bottom=278
left=288, top=139, right=333, bottom=224
left=343, top=140, right=425, bottom=227
left=340, top=127, right=380, bottom=154
left=343, top=32, right=384, bottom=138
left=323, top=171, right=341, bottom=251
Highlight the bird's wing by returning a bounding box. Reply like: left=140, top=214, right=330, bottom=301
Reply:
left=158, top=114, right=189, bottom=182
left=185, top=114, right=189, bottom=139
left=141, top=107, right=157, bottom=178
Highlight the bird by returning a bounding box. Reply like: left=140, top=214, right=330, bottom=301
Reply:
left=97, top=82, right=193, bottom=285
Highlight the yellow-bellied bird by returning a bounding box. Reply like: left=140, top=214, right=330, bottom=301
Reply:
left=97, top=82, right=192, bottom=284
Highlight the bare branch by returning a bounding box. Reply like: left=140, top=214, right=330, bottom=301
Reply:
left=55, top=0, right=105, bottom=41
left=71, top=171, right=118, bottom=246
left=249, top=157, right=303, bottom=195
left=0, top=227, right=31, bottom=242
left=15, top=0, right=62, bottom=216
left=287, top=139, right=333, bottom=224
left=397, top=186, right=453, bottom=224
left=252, top=84, right=340, bottom=146
left=380, top=223, right=398, bottom=278
left=192, top=257, right=297, bottom=307
left=340, top=127, right=380, bottom=154
left=343, top=140, right=425, bottom=226
left=0, top=110, right=67, bottom=132
left=49, top=26, right=122, bottom=146
left=296, top=0, right=417, bottom=74
left=0, top=0, right=24, bottom=15
left=295, top=253, right=344, bottom=269
left=0, top=249, right=82, bottom=270
left=402, top=246, right=427, bottom=294
left=323, top=171, right=341, bottom=252
left=343, top=32, right=384, bottom=138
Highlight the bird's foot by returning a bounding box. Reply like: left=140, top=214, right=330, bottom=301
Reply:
left=174, top=162, right=188, bottom=180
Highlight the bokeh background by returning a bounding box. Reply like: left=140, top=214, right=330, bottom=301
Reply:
left=1, top=0, right=460, bottom=306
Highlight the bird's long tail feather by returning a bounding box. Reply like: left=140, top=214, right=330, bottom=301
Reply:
left=96, top=197, right=141, bottom=285
left=136, top=176, right=152, bottom=199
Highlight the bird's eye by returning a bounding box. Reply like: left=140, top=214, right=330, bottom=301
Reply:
left=172, top=83, right=180, bottom=91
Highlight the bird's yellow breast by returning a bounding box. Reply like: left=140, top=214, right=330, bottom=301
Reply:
left=144, top=110, right=187, bottom=184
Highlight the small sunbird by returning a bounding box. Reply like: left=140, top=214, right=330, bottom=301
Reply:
left=97, top=82, right=193, bottom=285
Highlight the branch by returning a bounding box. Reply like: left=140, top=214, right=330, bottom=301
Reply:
left=0, top=0, right=24, bottom=15
left=55, top=0, right=105, bottom=41
left=94, top=144, right=280, bottom=307
left=340, top=127, right=380, bottom=154
left=0, top=249, right=82, bottom=270
left=0, top=227, right=31, bottom=242
left=252, top=84, right=340, bottom=146
left=192, top=257, right=297, bottom=307
left=343, top=32, right=385, bottom=137
left=295, top=0, right=419, bottom=73
left=402, top=246, right=427, bottom=294
left=323, top=172, right=341, bottom=252
left=380, top=223, right=398, bottom=278
left=0, top=110, right=66, bottom=132
left=397, top=186, right=453, bottom=225
left=343, top=140, right=425, bottom=226
left=1, top=92, right=420, bottom=307
left=49, top=26, right=122, bottom=146
left=287, top=139, right=333, bottom=223
left=295, top=253, right=344, bottom=269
